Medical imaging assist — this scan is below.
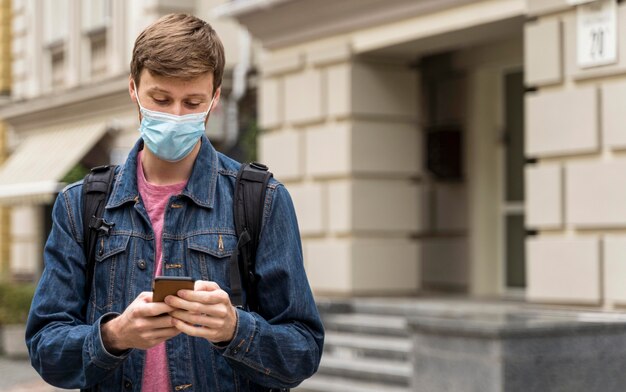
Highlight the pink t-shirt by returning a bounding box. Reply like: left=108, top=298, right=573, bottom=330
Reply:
left=137, top=150, right=187, bottom=392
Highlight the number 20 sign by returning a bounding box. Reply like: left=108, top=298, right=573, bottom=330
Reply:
left=575, top=0, right=618, bottom=69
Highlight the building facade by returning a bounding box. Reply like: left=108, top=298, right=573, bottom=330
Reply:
left=218, top=0, right=626, bottom=308
left=2, top=0, right=626, bottom=310
left=0, top=0, right=254, bottom=280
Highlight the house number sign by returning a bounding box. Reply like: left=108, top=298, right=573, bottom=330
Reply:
left=572, top=0, right=618, bottom=68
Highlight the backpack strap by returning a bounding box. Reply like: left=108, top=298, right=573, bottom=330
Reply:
left=81, top=165, right=117, bottom=313
left=230, top=162, right=272, bottom=312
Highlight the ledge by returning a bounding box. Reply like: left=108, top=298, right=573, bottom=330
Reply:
left=216, top=0, right=478, bottom=50
left=409, top=308, right=626, bottom=338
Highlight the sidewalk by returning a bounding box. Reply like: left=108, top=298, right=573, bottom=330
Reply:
left=0, top=356, right=73, bottom=392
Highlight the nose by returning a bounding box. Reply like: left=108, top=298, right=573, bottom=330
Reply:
left=170, top=103, right=185, bottom=116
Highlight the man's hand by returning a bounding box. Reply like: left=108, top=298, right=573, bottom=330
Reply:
left=166, top=280, right=238, bottom=344
left=101, top=291, right=181, bottom=354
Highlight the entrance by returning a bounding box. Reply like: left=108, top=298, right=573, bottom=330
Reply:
left=418, top=38, right=525, bottom=297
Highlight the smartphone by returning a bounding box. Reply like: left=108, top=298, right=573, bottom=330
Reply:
left=152, top=276, right=195, bottom=302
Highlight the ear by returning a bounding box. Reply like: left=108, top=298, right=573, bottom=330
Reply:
left=128, top=75, right=138, bottom=103
left=210, top=87, right=221, bottom=111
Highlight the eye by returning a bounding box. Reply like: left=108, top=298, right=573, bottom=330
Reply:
left=153, top=98, right=169, bottom=106
left=185, top=102, right=201, bottom=109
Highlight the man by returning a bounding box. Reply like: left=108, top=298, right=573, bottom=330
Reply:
left=26, top=13, right=324, bottom=392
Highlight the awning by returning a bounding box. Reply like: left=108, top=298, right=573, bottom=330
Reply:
left=0, top=120, right=110, bottom=205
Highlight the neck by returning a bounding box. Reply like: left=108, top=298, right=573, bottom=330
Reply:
left=140, top=140, right=201, bottom=185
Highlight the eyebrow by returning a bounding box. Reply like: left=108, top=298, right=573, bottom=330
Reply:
left=146, top=86, right=208, bottom=98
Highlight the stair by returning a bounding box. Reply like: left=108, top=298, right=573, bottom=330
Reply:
left=297, top=375, right=411, bottom=392
left=319, top=356, right=411, bottom=385
left=324, top=331, right=411, bottom=361
left=294, top=301, right=413, bottom=392
left=322, top=313, right=409, bottom=337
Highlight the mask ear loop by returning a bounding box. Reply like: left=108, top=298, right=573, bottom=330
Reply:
left=205, top=95, right=216, bottom=117
left=132, top=80, right=147, bottom=112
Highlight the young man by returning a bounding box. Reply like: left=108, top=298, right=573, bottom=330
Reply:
left=26, top=14, right=324, bottom=392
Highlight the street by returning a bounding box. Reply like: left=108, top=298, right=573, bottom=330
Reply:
left=0, top=357, right=72, bottom=392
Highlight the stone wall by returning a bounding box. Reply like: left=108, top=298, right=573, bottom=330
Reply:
left=525, top=0, right=626, bottom=306
left=257, top=42, right=422, bottom=295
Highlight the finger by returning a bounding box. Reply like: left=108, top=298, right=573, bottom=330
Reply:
left=145, top=314, right=179, bottom=329
left=194, top=280, right=220, bottom=292
left=176, top=288, right=229, bottom=306
left=144, top=326, right=181, bottom=340
left=169, top=310, right=208, bottom=326
left=136, top=291, right=153, bottom=303
left=165, top=295, right=205, bottom=314
left=133, top=302, right=177, bottom=318
left=169, top=310, right=227, bottom=329
left=165, top=295, right=230, bottom=319
left=171, top=318, right=211, bottom=339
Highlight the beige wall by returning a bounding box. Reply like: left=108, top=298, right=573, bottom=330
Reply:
left=9, top=205, right=42, bottom=279
left=0, top=0, right=10, bottom=279
left=524, top=2, right=626, bottom=307
left=252, top=0, right=527, bottom=296
left=0, top=123, right=9, bottom=279
left=257, top=44, right=421, bottom=295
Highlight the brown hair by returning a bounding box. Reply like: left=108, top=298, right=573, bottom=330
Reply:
left=130, top=14, right=225, bottom=93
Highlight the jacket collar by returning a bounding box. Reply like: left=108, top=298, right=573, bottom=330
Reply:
left=106, top=135, right=218, bottom=209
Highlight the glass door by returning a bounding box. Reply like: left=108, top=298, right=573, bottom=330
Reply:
left=502, top=70, right=526, bottom=292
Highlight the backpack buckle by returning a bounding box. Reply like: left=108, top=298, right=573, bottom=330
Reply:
left=90, top=165, right=112, bottom=173
left=89, top=216, right=115, bottom=236
left=250, top=162, right=268, bottom=171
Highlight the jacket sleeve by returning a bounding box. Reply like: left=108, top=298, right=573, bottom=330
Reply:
left=217, top=183, right=325, bottom=389
left=25, top=187, right=130, bottom=389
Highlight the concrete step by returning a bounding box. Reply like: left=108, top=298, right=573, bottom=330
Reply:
left=322, top=313, right=409, bottom=337
left=317, top=355, right=412, bottom=386
left=324, top=331, right=412, bottom=361
left=295, top=374, right=411, bottom=392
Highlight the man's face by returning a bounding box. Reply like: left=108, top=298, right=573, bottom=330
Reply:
left=129, top=69, right=220, bottom=119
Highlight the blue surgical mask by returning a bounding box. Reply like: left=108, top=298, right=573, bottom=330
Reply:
left=134, top=81, right=215, bottom=162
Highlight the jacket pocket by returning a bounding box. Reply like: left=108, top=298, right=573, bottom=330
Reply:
left=92, top=233, right=131, bottom=312
left=187, top=233, right=237, bottom=293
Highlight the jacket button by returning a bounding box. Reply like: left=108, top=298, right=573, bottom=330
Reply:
left=124, top=380, right=132, bottom=389
left=137, top=259, right=147, bottom=270
left=98, top=247, right=104, bottom=256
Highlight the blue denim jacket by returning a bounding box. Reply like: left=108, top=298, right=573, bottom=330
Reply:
left=26, top=136, right=324, bottom=391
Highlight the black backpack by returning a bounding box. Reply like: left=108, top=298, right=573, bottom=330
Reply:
left=81, top=162, right=272, bottom=313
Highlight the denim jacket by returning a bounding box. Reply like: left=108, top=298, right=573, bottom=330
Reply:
left=26, top=136, right=324, bottom=391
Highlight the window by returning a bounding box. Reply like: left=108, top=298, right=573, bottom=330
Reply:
left=81, top=0, right=111, bottom=81
left=50, top=45, right=65, bottom=90
left=88, top=31, right=107, bottom=79
left=81, top=0, right=111, bottom=32
left=43, top=0, right=69, bottom=45
left=43, top=0, right=69, bottom=90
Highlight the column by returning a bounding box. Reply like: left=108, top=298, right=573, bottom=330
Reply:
left=257, top=40, right=422, bottom=295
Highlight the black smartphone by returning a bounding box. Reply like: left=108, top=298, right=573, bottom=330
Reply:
left=152, top=276, right=195, bottom=302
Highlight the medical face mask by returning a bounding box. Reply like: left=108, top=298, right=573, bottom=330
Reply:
left=134, top=82, right=215, bottom=162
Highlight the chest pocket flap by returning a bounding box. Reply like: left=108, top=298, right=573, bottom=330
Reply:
left=188, top=233, right=237, bottom=258
left=95, top=234, right=131, bottom=262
